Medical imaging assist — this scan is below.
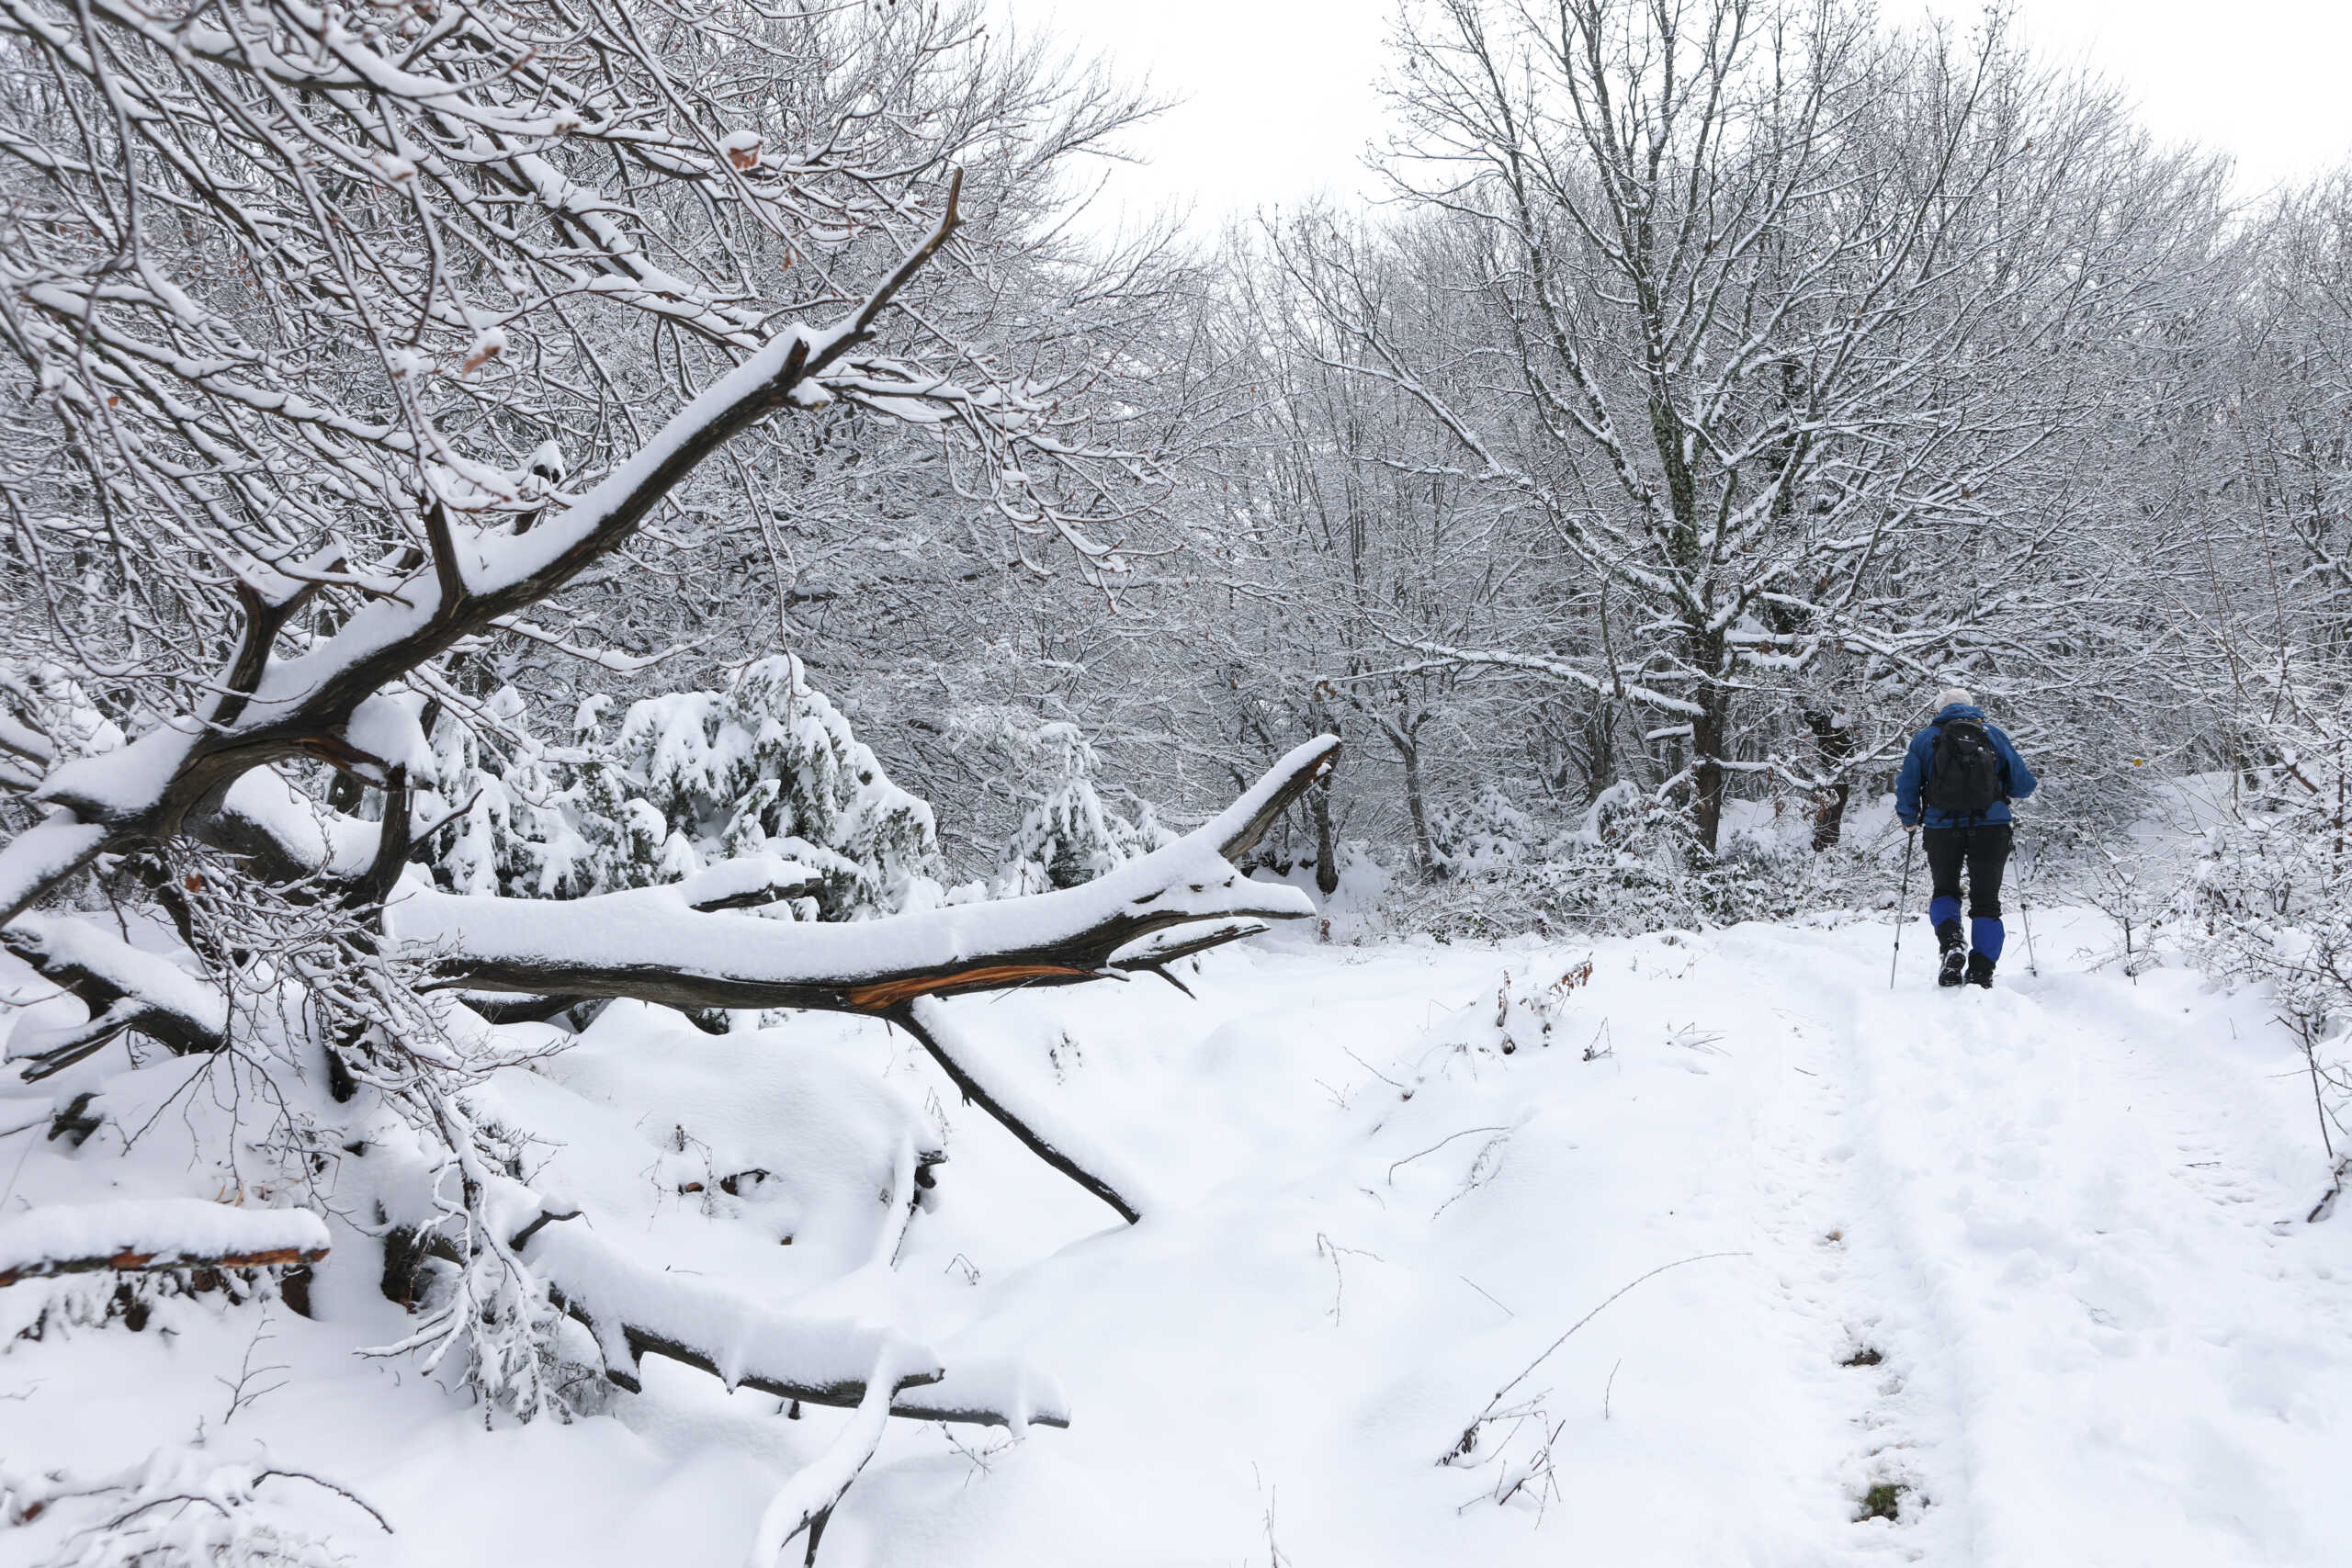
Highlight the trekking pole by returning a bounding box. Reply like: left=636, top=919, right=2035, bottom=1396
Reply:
left=1890, top=829, right=1916, bottom=990
left=2016, top=824, right=2041, bottom=977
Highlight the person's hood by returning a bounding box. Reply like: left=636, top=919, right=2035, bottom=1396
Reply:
left=1934, top=703, right=1987, bottom=724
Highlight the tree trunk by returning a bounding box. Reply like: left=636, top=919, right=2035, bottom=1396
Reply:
left=1805, top=710, right=1857, bottom=852
left=1690, top=686, right=1731, bottom=855
left=1581, top=696, right=1619, bottom=805
left=1401, top=739, right=1434, bottom=874
left=1312, top=777, right=1340, bottom=897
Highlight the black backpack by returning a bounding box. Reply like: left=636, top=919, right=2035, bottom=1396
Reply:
left=1924, top=716, right=2005, bottom=817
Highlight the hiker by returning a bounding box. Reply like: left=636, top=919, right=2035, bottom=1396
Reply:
left=1894, top=686, right=2038, bottom=988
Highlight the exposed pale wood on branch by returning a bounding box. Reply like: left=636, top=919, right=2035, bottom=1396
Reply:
left=845, top=964, right=1095, bottom=1011
left=0, top=1243, right=329, bottom=1289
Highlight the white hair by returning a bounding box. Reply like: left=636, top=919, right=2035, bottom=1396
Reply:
left=1935, top=685, right=1975, bottom=710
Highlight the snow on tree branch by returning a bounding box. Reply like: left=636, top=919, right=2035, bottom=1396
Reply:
left=387, top=739, right=1335, bottom=1015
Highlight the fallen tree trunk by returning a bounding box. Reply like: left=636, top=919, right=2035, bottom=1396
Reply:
left=6, top=743, right=1337, bottom=1095
left=388, top=737, right=1340, bottom=1016
left=0, top=1200, right=329, bottom=1288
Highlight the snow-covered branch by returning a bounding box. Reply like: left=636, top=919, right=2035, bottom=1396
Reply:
left=523, top=1218, right=1068, bottom=1430
left=389, top=739, right=1336, bottom=1015
left=1, top=916, right=229, bottom=1078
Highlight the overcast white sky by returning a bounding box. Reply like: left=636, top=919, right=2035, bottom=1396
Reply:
left=1016, top=0, right=2352, bottom=234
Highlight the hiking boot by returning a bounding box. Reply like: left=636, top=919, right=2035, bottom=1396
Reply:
left=1936, top=921, right=1966, bottom=987
left=1966, top=951, right=1996, bottom=989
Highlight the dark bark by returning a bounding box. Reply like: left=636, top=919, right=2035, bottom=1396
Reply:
left=0, top=1242, right=328, bottom=1289
left=423, top=907, right=1300, bottom=1018
left=532, top=1264, right=1064, bottom=1428
left=1690, top=682, right=1731, bottom=855
left=1312, top=776, right=1339, bottom=897
left=390, top=1207, right=1066, bottom=1428
left=1805, top=710, right=1857, bottom=851
left=889, top=1000, right=1141, bottom=1225
left=1401, top=737, right=1434, bottom=874
left=413, top=739, right=1339, bottom=1019
left=0, top=920, right=227, bottom=1078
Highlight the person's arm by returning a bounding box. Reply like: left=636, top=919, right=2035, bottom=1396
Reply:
left=1894, top=729, right=1928, bottom=827
left=1993, top=727, right=2038, bottom=801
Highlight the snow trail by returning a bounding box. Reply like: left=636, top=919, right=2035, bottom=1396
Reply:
left=6, top=908, right=2348, bottom=1567
left=853, top=910, right=2352, bottom=1566
left=1746, top=912, right=2352, bottom=1567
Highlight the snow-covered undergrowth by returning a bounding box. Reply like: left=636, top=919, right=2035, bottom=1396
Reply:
left=1331, top=790, right=1903, bottom=945
left=7, top=895, right=2348, bottom=1566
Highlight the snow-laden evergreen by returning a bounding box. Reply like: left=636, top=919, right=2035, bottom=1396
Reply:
left=993, top=725, right=1174, bottom=897
left=421, top=657, right=941, bottom=920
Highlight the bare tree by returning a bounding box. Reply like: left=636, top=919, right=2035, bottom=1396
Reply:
left=1200, top=216, right=1536, bottom=876
left=0, top=0, right=1338, bottom=1549
left=1277, top=0, right=2221, bottom=849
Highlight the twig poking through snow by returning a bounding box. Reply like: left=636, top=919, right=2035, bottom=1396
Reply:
left=1430, top=1132, right=1514, bottom=1220
left=1344, top=1048, right=1413, bottom=1099
left=1315, top=1233, right=1383, bottom=1324
left=1444, top=1251, right=1749, bottom=1463
left=1386, top=1125, right=1511, bottom=1186
left=1256, top=1474, right=1294, bottom=1568
left=1459, top=1275, right=1514, bottom=1318
left=217, top=1317, right=292, bottom=1425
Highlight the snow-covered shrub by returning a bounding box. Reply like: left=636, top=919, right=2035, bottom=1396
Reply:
left=1389, top=783, right=1843, bottom=940
left=419, top=655, right=942, bottom=919
left=2191, top=751, right=2352, bottom=1042
left=1428, top=785, right=1540, bottom=879
left=2185, top=677, right=2352, bottom=1153
left=994, top=724, right=1174, bottom=895
left=0, top=1441, right=383, bottom=1568
left=1492, top=958, right=1595, bottom=1055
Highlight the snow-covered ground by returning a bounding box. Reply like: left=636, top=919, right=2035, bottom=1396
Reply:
left=6, top=898, right=2349, bottom=1566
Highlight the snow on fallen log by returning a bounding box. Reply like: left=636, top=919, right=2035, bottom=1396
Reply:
left=385, top=736, right=1337, bottom=1016
left=1203, top=735, right=1342, bottom=862
left=885, top=1355, right=1069, bottom=1433
left=521, top=1219, right=1068, bottom=1428
left=663, top=856, right=830, bottom=913
left=390, top=836, right=1312, bottom=1013
left=0, top=1200, right=329, bottom=1287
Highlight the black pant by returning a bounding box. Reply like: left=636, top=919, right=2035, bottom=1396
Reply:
left=1922, top=822, right=2011, bottom=921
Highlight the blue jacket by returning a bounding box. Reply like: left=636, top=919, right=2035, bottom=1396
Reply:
left=1894, top=704, right=2036, bottom=828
